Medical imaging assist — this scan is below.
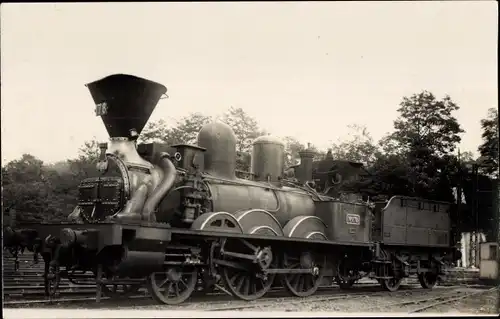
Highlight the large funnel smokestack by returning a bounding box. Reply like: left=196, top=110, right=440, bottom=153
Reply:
left=86, top=74, right=167, bottom=138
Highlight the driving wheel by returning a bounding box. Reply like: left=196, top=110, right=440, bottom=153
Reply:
left=220, top=239, right=276, bottom=301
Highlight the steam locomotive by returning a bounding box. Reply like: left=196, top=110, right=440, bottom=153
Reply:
left=5, top=74, right=462, bottom=305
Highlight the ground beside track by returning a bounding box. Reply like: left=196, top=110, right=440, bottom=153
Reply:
left=241, top=286, right=498, bottom=314
left=6, top=284, right=497, bottom=314
left=425, top=287, right=499, bottom=314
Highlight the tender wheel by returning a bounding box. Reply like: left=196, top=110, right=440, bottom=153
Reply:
left=418, top=272, right=438, bottom=289
left=146, top=268, right=198, bottom=305
left=282, top=251, right=326, bottom=297
left=380, top=277, right=402, bottom=292
left=101, top=283, right=141, bottom=297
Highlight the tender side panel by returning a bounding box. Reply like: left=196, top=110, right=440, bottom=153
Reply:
left=382, top=197, right=407, bottom=245
left=382, top=196, right=451, bottom=247
left=405, top=198, right=429, bottom=246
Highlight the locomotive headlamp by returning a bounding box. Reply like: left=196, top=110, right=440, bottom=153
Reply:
left=60, top=228, right=77, bottom=247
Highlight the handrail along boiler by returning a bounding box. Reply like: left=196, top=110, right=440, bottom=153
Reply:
left=18, top=74, right=461, bottom=304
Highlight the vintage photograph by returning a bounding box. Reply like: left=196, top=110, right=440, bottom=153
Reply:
left=1, top=1, right=498, bottom=317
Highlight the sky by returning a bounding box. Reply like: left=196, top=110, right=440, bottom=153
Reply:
left=1, top=1, right=498, bottom=165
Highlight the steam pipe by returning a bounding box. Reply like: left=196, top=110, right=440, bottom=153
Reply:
left=142, top=153, right=177, bottom=221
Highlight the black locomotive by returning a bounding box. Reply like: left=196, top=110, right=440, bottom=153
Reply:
left=5, top=74, right=462, bottom=304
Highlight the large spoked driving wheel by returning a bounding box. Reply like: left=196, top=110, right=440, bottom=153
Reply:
left=146, top=268, right=198, bottom=305
left=282, top=251, right=326, bottom=297
left=220, top=240, right=277, bottom=301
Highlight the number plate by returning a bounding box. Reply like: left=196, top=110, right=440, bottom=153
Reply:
left=95, top=102, right=108, bottom=116
left=346, top=213, right=361, bottom=225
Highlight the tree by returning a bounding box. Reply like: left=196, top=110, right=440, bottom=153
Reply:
left=367, top=153, right=413, bottom=199
left=378, top=133, right=404, bottom=157
left=283, top=136, right=306, bottom=167
left=140, top=119, right=173, bottom=144
left=330, top=124, right=379, bottom=166
left=64, top=138, right=101, bottom=181
left=459, top=150, right=475, bottom=163
left=219, top=107, right=267, bottom=172
left=391, top=91, right=464, bottom=157
left=2, top=154, right=55, bottom=222
left=171, top=113, right=213, bottom=145
left=77, top=139, right=101, bottom=162
left=386, top=91, right=464, bottom=199
left=220, top=107, right=266, bottom=153
left=478, top=107, right=499, bottom=178
left=140, top=113, right=213, bottom=145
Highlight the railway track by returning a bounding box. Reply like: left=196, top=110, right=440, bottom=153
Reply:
left=202, top=288, right=431, bottom=312
left=3, top=282, right=388, bottom=307
left=3, top=283, right=434, bottom=309
left=406, top=287, right=498, bottom=313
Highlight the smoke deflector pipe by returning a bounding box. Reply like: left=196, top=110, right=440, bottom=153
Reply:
left=142, top=153, right=177, bottom=222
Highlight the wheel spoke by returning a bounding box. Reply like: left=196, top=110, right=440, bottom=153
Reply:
left=299, top=276, right=306, bottom=292
left=250, top=278, right=257, bottom=294
left=235, top=275, right=245, bottom=291
left=243, top=278, right=250, bottom=295
left=290, top=274, right=300, bottom=287
left=157, top=277, right=169, bottom=289
left=306, top=275, right=312, bottom=290
left=179, top=278, right=188, bottom=289
left=163, top=282, right=173, bottom=297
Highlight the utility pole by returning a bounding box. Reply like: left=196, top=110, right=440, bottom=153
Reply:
left=457, top=149, right=464, bottom=267
left=474, top=165, right=479, bottom=267
left=466, top=161, right=479, bottom=268
left=468, top=165, right=475, bottom=268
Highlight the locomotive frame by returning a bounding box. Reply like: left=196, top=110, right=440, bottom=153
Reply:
left=4, top=73, right=462, bottom=305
